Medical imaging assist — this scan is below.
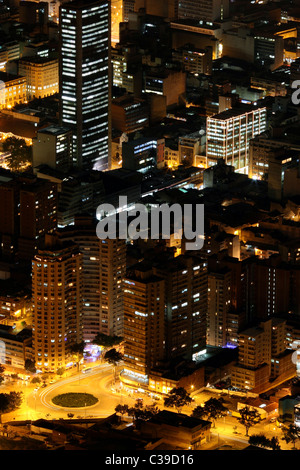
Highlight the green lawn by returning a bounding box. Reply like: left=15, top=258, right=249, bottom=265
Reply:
left=52, top=392, right=98, bottom=408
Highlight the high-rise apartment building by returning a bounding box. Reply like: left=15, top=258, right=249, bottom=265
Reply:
left=153, top=255, right=208, bottom=363
left=123, top=265, right=166, bottom=384
left=98, top=237, right=126, bottom=337
left=231, top=319, right=272, bottom=392
left=59, top=0, right=111, bottom=171
left=254, top=32, right=284, bottom=71
left=206, top=105, right=267, bottom=174
left=231, top=318, right=295, bottom=392
left=57, top=215, right=126, bottom=341
left=207, top=267, right=232, bottom=348
left=144, top=68, right=186, bottom=110
left=123, top=254, right=208, bottom=386
left=32, top=235, right=83, bottom=373
left=19, top=1, right=49, bottom=26
left=122, top=136, right=163, bottom=173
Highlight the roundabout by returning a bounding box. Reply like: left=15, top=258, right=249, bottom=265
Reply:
left=51, top=392, right=99, bottom=408
left=18, top=363, right=143, bottom=421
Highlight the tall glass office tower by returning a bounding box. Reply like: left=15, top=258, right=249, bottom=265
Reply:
left=59, top=0, right=111, bottom=171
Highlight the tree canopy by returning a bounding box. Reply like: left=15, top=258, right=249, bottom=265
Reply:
left=191, top=405, right=206, bottom=420
left=249, top=433, right=281, bottom=450
left=127, top=399, right=159, bottom=424
left=69, top=341, right=86, bottom=372
left=163, top=387, right=193, bottom=413
left=2, top=137, right=32, bottom=172
left=0, top=364, right=5, bottom=385
left=237, top=405, right=261, bottom=436
left=281, top=423, right=300, bottom=449
left=104, top=348, right=123, bottom=366
left=0, top=391, right=23, bottom=423
left=202, top=397, right=227, bottom=425
left=93, top=333, right=123, bottom=349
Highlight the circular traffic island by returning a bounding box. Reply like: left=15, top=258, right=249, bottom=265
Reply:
left=51, top=392, right=98, bottom=408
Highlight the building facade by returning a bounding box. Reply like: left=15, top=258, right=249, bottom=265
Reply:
left=59, top=0, right=111, bottom=171
left=178, top=0, right=229, bottom=22
left=32, top=125, right=73, bottom=173
left=123, top=265, right=166, bottom=385
left=32, top=235, right=83, bottom=373
left=57, top=216, right=126, bottom=341
left=0, top=72, right=27, bottom=109
left=206, top=105, right=267, bottom=174
left=207, top=268, right=232, bottom=348
left=0, top=175, right=57, bottom=261
left=153, top=255, right=208, bottom=363
left=18, top=57, right=59, bottom=101
left=231, top=318, right=296, bottom=392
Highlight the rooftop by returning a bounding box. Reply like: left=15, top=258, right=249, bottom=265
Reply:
left=209, top=104, right=266, bottom=121
left=0, top=71, right=25, bottom=83
left=148, top=410, right=211, bottom=429
left=37, top=125, right=71, bottom=136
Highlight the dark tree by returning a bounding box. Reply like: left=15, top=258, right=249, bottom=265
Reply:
left=115, top=403, right=129, bottom=418
left=0, top=391, right=23, bottom=423
left=2, top=137, right=32, bottom=172
left=25, top=359, right=36, bottom=373
left=237, top=406, right=261, bottom=436
left=7, top=391, right=23, bottom=411
left=31, top=376, right=41, bottom=384
left=191, top=405, right=207, bottom=420
left=249, top=433, right=281, bottom=450
left=127, top=399, right=159, bottom=424
left=202, top=397, right=227, bottom=426
left=56, top=367, right=65, bottom=377
left=0, top=394, right=10, bottom=424
left=104, top=348, right=123, bottom=383
left=164, top=387, right=193, bottom=413
left=134, top=404, right=159, bottom=422
left=282, top=423, right=300, bottom=449
left=93, top=333, right=123, bottom=350
left=269, top=436, right=281, bottom=451
left=0, top=364, right=5, bottom=385
left=249, top=433, right=271, bottom=449
left=69, top=341, right=86, bottom=372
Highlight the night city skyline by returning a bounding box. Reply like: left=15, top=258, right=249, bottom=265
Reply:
left=0, top=0, right=300, bottom=457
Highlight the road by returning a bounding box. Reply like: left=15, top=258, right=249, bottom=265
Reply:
left=1, top=363, right=155, bottom=422
left=0, top=366, right=298, bottom=450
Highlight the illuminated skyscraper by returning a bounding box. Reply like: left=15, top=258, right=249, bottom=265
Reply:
left=207, top=268, right=232, bottom=348
left=57, top=215, right=126, bottom=342
left=123, top=265, right=166, bottom=384
left=59, top=0, right=111, bottom=171
left=32, top=235, right=83, bottom=372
